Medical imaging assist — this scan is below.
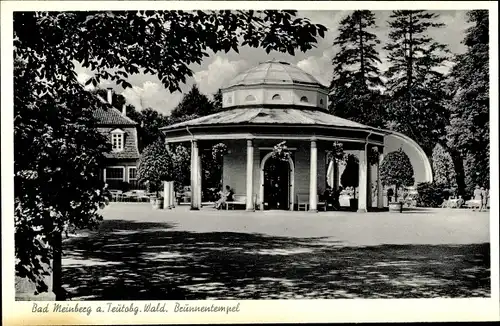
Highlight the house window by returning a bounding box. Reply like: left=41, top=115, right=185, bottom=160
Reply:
left=128, top=166, right=139, bottom=189
left=104, top=166, right=125, bottom=189
left=227, top=96, right=232, bottom=104
left=128, top=167, right=137, bottom=180
left=320, top=98, right=324, bottom=105
left=300, top=96, right=309, bottom=103
left=110, top=129, right=125, bottom=151
left=272, top=94, right=282, bottom=100
left=245, top=95, right=256, bottom=102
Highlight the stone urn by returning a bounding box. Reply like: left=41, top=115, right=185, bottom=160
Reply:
left=388, top=201, right=403, bottom=213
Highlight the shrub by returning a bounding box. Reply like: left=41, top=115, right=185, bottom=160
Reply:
left=137, top=140, right=174, bottom=195
left=340, top=154, right=359, bottom=196
left=380, top=148, right=415, bottom=202
left=416, top=182, right=447, bottom=207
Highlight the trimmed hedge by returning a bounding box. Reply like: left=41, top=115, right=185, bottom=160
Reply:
left=416, top=182, right=452, bottom=207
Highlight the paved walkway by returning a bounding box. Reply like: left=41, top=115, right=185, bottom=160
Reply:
left=59, top=203, right=491, bottom=300
left=99, top=203, right=490, bottom=246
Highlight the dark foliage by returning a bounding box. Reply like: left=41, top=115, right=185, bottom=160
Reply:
left=384, top=10, right=450, bottom=155
left=380, top=149, right=415, bottom=199
left=340, top=154, right=359, bottom=191
left=14, top=9, right=325, bottom=292
left=328, top=10, right=385, bottom=127
left=416, top=182, right=449, bottom=208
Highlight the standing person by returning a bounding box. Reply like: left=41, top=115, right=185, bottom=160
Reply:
left=473, top=185, right=482, bottom=211
left=480, top=187, right=488, bottom=212
left=387, top=187, right=394, bottom=203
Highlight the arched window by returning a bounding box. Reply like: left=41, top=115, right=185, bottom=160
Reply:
left=320, top=98, right=324, bottom=105
left=272, top=94, right=282, bottom=101
left=245, top=95, right=256, bottom=102
left=300, top=96, right=308, bottom=103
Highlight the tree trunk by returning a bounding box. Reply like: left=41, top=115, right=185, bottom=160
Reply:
left=52, top=231, right=63, bottom=300
left=450, top=150, right=466, bottom=197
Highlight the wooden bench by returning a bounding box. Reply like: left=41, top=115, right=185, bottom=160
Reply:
left=225, top=194, right=257, bottom=210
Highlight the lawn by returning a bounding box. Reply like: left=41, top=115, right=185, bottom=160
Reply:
left=60, top=203, right=490, bottom=300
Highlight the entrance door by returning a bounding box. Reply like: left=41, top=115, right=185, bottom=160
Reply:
left=263, top=157, right=290, bottom=210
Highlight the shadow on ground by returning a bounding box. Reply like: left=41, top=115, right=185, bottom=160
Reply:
left=61, top=219, right=490, bottom=300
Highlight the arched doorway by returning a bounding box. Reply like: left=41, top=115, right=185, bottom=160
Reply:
left=260, top=152, right=295, bottom=210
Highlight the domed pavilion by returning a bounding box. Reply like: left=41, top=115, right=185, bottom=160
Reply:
left=161, top=60, right=432, bottom=212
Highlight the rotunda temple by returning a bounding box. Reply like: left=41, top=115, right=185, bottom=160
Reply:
left=161, top=60, right=432, bottom=212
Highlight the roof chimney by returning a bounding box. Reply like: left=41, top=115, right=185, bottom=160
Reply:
left=122, top=104, right=127, bottom=117
left=106, top=88, right=113, bottom=105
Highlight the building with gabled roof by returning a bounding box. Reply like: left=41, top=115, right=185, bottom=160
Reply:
left=95, top=89, right=142, bottom=190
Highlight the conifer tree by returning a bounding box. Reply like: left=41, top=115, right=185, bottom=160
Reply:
left=212, top=89, right=223, bottom=112
left=328, top=10, right=384, bottom=127
left=170, top=85, right=215, bottom=119
left=384, top=10, right=450, bottom=155
left=431, top=144, right=457, bottom=188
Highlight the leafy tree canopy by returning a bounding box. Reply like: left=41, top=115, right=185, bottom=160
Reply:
left=380, top=148, right=415, bottom=191
left=445, top=10, right=489, bottom=190
left=14, top=9, right=326, bottom=293
left=137, top=140, right=174, bottom=194
left=340, top=154, right=359, bottom=191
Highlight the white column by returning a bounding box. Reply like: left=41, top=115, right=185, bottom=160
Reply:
left=357, top=149, right=368, bottom=213
left=190, top=140, right=199, bottom=210
left=309, top=139, right=318, bottom=212
left=170, top=181, right=175, bottom=208
left=367, top=155, right=372, bottom=209
left=246, top=140, right=255, bottom=211
left=377, top=152, right=384, bottom=209
left=163, top=181, right=169, bottom=209
left=197, top=147, right=202, bottom=208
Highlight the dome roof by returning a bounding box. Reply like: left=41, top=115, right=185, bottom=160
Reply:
left=225, top=60, right=326, bottom=89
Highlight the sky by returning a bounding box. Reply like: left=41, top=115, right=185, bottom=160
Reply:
left=75, top=10, right=473, bottom=115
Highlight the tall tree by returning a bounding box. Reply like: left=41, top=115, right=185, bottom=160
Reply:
left=170, top=85, right=215, bottom=119
left=445, top=10, right=489, bottom=195
left=212, top=88, right=223, bottom=112
left=14, top=10, right=326, bottom=295
left=384, top=10, right=450, bottom=155
left=431, top=143, right=457, bottom=188
left=328, top=10, right=385, bottom=127
left=136, top=108, right=171, bottom=149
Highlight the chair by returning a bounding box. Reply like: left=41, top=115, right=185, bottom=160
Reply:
left=317, top=195, right=328, bottom=211
left=109, top=190, right=123, bottom=202
left=297, top=194, right=309, bottom=211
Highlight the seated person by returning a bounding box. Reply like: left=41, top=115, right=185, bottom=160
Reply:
left=332, top=186, right=342, bottom=211
left=215, top=185, right=234, bottom=209
left=322, top=186, right=335, bottom=210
